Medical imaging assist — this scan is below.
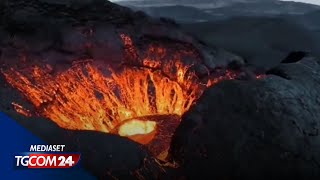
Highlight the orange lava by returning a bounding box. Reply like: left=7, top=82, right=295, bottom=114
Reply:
left=1, top=34, right=239, bottom=156
left=116, top=119, right=157, bottom=145
left=12, top=102, right=32, bottom=117
left=2, top=61, right=202, bottom=132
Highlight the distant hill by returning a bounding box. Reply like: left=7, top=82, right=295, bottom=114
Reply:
left=208, top=1, right=320, bottom=16
left=284, top=10, right=320, bottom=30
left=118, top=0, right=320, bottom=23
left=182, top=17, right=320, bottom=68
left=129, top=5, right=215, bottom=22
left=117, top=0, right=272, bottom=8
left=303, top=10, right=320, bottom=29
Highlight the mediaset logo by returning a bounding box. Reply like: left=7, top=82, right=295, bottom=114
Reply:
left=15, top=145, right=81, bottom=169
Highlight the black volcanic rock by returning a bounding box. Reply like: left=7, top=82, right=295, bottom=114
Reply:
left=0, top=0, right=244, bottom=73
left=281, top=51, right=309, bottom=64
left=56, top=130, right=167, bottom=179
left=170, top=57, right=320, bottom=179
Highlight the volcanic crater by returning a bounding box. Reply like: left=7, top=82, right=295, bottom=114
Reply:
left=1, top=32, right=243, bottom=161
left=1, top=0, right=319, bottom=180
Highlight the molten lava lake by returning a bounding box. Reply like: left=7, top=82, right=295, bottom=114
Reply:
left=1, top=34, right=239, bottom=161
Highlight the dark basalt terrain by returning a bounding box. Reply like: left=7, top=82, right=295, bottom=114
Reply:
left=118, top=0, right=320, bottom=70
left=0, top=0, right=243, bottom=72
left=182, top=17, right=320, bottom=69
left=170, top=56, right=320, bottom=179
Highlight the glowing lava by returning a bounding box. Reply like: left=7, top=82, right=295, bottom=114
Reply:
left=118, top=120, right=156, bottom=137
left=117, top=119, right=157, bottom=145
left=1, top=34, right=240, bottom=159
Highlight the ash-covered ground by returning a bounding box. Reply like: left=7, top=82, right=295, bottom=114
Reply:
left=0, top=0, right=320, bottom=179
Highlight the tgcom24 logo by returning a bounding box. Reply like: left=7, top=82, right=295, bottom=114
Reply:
left=14, top=145, right=81, bottom=169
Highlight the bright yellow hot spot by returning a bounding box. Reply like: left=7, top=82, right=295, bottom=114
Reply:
left=118, top=119, right=156, bottom=136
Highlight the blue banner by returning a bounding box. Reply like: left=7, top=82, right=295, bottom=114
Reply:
left=0, top=113, right=95, bottom=180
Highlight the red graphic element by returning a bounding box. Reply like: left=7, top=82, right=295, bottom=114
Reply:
left=21, top=154, right=80, bottom=169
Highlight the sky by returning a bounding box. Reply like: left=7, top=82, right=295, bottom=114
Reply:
left=281, top=0, right=320, bottom=5
left=110, top=0, right=320, bottom=6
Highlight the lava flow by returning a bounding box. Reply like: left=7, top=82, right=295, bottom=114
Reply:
left=1, top=34, right=238, bottom=160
